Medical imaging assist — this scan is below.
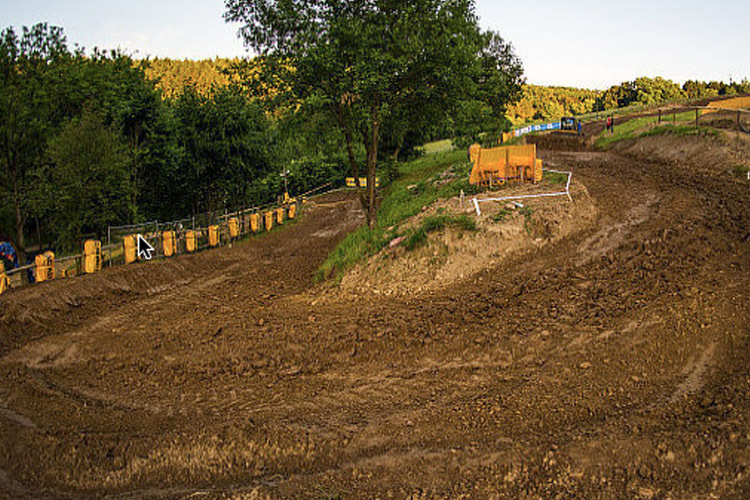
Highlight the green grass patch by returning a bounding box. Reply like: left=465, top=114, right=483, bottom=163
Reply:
left=543, top=171, right=568, bottom=185
left=317, top=149, right=470, bottom=281
left=491, top=208, right=513, bottom=222
left=732, top=164, right=749, bottom=178
left=519, top=206, right=534, bottom=234
left=402, top=214, right=477, bottom=251
left=638, top=123, right=719, bottom=139
left=595, top=112, right=714, bottom=149
left=421, top=139, right=455, bottom=155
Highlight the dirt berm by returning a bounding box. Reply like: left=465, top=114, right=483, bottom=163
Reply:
left=0, top=130, right=749, bottom=499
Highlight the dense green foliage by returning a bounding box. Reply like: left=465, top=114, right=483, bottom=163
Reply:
left=0, top=24, right=170, bottom=257
left=46, top=110, right=135, bottom=249
left=0, top=24, right=337, bottom=259
left=507, top=85, right=599, bottom=125
left=506, top=77, right=750, bottom=127
left=225, top=0, right=524, bottom=227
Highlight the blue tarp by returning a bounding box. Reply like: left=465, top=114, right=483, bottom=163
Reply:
left=0, top=241, right=18, bottom=269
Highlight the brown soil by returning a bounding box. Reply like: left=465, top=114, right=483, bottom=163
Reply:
left=339, top=178, right=596, bottom=298
left=1, top=132, right=750, bottom=499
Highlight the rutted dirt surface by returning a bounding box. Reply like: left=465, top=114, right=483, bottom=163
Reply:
left=1, top=132, right=750, bottom=499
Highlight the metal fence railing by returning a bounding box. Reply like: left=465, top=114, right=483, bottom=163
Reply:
left=1, top=196, right=310, bottom=295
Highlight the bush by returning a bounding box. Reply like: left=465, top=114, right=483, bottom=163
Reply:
left=402, top=214, right=477, bottom=251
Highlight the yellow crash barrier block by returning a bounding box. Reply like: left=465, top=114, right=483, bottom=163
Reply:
left=163, top=230, right=177, bottom=257
left=0, top=262, right=9, bottom=295
left=264, top=211, right=273, bottom=231
left=346, top=177, right=380, bottom=188
left=208, top=225, right=220, bottom=247
left=276, top=207, right=284, bottom=225
left=185, top=230, right=197, bottom=253
left=534, top=159, right=544, bottom=182
left=288, top=204, right=297, bottom=219
left=83, top=240, right=102, bottom=274
left=124, top=235, right=137, bottom=264
left=469, top=143, right=540, bottom=187
left=228, top=217, right=239, bottom=239
left=250, top=213, right=260, bottom=233
left=35, top=251, right=55, bottom=283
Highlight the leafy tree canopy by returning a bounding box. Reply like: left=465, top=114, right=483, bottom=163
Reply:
left=225, top=0, right=524, bottom=226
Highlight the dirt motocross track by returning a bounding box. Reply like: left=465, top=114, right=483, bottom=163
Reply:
left=1, top=131, right=750, bottom=499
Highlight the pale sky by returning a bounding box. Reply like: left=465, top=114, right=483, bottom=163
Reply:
left=1, top=0, right=748, bottom=89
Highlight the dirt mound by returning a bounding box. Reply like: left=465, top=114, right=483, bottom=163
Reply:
left=339, top=180, right=596, bottom=298
left=611, top=128, right=750, bottom=178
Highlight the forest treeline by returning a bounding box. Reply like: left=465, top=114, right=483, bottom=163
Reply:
left=146, top=57, right=750, bottom=126
left=0, top=25, right=353, bottom=261
left=508, top=77, right=750, bottom=125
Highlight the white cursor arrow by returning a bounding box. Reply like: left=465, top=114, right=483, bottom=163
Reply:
left=136, top=234, right=155, bottom=260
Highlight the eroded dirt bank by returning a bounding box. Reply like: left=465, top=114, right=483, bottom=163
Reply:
left=1, top=133, right=749, bottom=499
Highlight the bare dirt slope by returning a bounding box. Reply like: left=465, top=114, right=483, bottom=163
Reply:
left=1, top=132, right=749, bottom=499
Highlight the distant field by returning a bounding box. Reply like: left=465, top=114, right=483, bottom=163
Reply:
left=422, top=139, right=454, bottom=154
left=595, top=111, right=697, bottom=148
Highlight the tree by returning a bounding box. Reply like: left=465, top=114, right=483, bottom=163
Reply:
left=173, top=85, right=272, bottom=216
left=46, top=109, right=134, bottom=250
left=225, top=0, right=518, bottom=228
left=0, top=24, right=71, bottom=260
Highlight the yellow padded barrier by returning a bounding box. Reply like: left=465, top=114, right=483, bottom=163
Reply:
left=208, top=225, right=220, bottom=247
left=228, top=217, right=239, bottom=239
left=276, top=207, right=284, bottom=225
left=163, top=230, right=177, bottom=257
left=0, top=262, right=8, bottom=295
left=84, top=240, right=102, bottom=274
left=469, top=143, right=538, bottom=186
left=185, top=230, right=197, bottom=253
left=250, top=213, right=260, bottom=233
left=264, top=211, right=274, bottom=231
left=288, top=204, right=297, bottom=219
left=346, top=177, right=380, bottom=188
left=35, top=251, right=55, bottom=283
left=124, top=235, right=137, bottom=264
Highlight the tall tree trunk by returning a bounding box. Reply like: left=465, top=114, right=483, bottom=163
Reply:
left=130, top=131, right=140, bottom=223
left=12, top=182, right=26, bottom=265
left=332, top=103, right=368, bottom=213
left=35, top=217, right=41, bottom=251
left=366, top=97, right=380, bottom=229
left=391, top=145, right=401, bottom=165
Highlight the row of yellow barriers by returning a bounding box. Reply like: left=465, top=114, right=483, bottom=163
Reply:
left=0, top=203, right=299, bottom=296
left=121, top=204, right=298, bottom=265
left=0, top=239, right=103, bottom=295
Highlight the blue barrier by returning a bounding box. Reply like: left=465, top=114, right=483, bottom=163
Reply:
left=513, top=121, right=561, bottom=138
